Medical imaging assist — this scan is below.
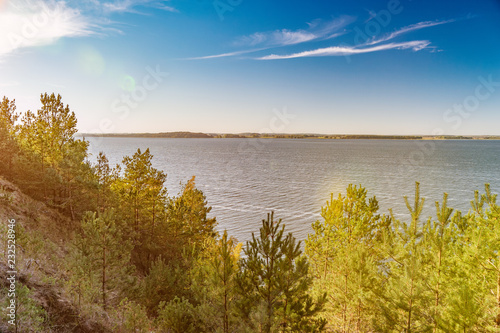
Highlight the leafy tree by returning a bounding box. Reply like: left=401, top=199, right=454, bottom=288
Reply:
left=237, top=212, right=326, bottom=332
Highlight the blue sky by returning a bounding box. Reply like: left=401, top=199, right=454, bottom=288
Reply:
left=0, top=0, right=499, bottom=135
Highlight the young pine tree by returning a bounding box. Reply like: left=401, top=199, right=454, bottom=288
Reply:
left=69, top=209, right=135, bottom=311
left=191, top=230, right=242, bottom=333
left=305, top=184, right=390, bottom=332
left=0, top=96, right=20, bottom=179
left=236, top=212, right=326, bottom=333
left=458, top=185, right=500, bottom=330
left=376, top=182, right=433, bottom=332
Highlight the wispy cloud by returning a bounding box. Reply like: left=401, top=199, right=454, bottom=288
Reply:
left=365, top=19, right=455, bottom=46
left=236, top=16, right=354, bottom=47
left=189, top=49, right=266, bottom=60
left=191, top=16, right=353, bottom=60
left=257, top=18, right=456, bottom=60
left=99, top=0, right=177, bottom=14
left=0, top=0, right=92, bottom=60
left=0, top=0, right=178, bottom=60
left=258, top=41, right=431, bottom=60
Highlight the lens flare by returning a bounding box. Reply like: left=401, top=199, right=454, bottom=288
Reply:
left=120, top=75, right=136, bottom=92
left=77, top=46, right=105, bottom=77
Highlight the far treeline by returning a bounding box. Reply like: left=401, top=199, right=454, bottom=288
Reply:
left=1, top=93, right=500, bottom=332
left=80, top=132, right=500, bottom=140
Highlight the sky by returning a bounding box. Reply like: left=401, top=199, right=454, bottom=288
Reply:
left=0, top=0, right=499, bottom=135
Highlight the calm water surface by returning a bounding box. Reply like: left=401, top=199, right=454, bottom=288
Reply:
left=86, top=138, right=500, bottom=243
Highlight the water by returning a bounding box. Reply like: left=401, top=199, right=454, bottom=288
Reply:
left=86, top=137, right=500, bottom=243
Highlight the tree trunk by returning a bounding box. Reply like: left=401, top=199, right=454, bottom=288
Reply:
left=406, top=278, right=414, bottom=333
left=102, top=242, right=107, bottom=311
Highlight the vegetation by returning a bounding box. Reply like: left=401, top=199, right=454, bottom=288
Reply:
left=80, top=131, right=500, bottom=140
left=1, top=93, right=500, bottom=332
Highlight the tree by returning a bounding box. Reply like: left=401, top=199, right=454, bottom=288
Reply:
left=0, top=97, right=19, bottom=179
left=457, top=184, right=500, bottom=330
left=18, top=93, right=77, bottom=171
left=160, top=176, right=217, bottom=262
left=113, top=148, right=168, bottom=270
left=376, top=182, right=433, bottom=332
left=237, top=212, right=326, bottom=332
left=16, top=93, right=91, bottom=218
left=69, top=210, right=135, bottom=311
left=422, top=193, right=458, bottom=332
left=305, top=184, right=390, bottom=332
left=191, top=230, right=242, bottom=332
left=94, top=152, right=119, bottom=212
left=156, top=297, right=204, bottom=333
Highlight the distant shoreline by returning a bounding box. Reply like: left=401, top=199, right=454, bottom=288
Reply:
left=77, top=132, right=500, bottom=140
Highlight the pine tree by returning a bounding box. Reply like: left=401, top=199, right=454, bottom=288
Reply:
left=70, top=209, right=135, bottom=311
left=191, top=230, right=242, bottom=332
left=0, top=97, right=19, bottom=179
left=162, top=176, right=217, bottom=261
left=16, top=93, right=89, bottom=217
left=237, top=212, right=326, bottom=332
left=114, top=148, right=168, bottom=270
left=376, top=182, right=433, bottom=332
left=459, top=185, right=500, bottom=330
left=305, top=184, right=389, bottom=332
left=422, top=193, right=457, bottom=332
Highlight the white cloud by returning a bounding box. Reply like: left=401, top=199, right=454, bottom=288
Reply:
left=188, top=49, right=265, bottom=60
left=366, top=19, right=455, bottom=46
left=235, top=16, right=354, bottom=47
left=0, top=0, right=92, bottom=59
left=192, top=16, right=353, bottom=60
left=258, top=41, right=431, bottom=60
left=99, top=0, right=177, bottom=14
left=257, top=18, right=456, bottom=60
left=193, top=15, right=458, bottom=61
left=0, top=0, right=178, bottom=60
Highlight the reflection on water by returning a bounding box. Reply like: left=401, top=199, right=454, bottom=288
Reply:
left=86, top=138, right=500, bottom=243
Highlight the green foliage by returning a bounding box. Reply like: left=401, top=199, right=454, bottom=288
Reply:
left=305, top=184, right=389, bottom=332
left=113, top=148, right=168, bottom=270
left=165, top=176, right=218, bottom=252
left=191, top=230, right=243, bottom=332
left=112, top=298, right=154, bottom=333
left=1, top=284, right=47, bottom=333
left=6, top=93, right=500, bottom=333
left=456, top=184, right=500, bottom=330
left=376, top=182, right=434, bottom=332
left=156, top=296, right=203, bottom=333
left=139, top=257, right=190, bottom=316
left=0, top=97, right=20, bottom=179
left=68, top=209, right=135, bottom=311
left=237, top=212, right=326, bottom=333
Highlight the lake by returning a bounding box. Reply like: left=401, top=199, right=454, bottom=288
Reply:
left=86, top=137, right=500, bottom=243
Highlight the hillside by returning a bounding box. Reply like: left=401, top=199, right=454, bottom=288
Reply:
left=0, top=177, right=107, bottom=333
